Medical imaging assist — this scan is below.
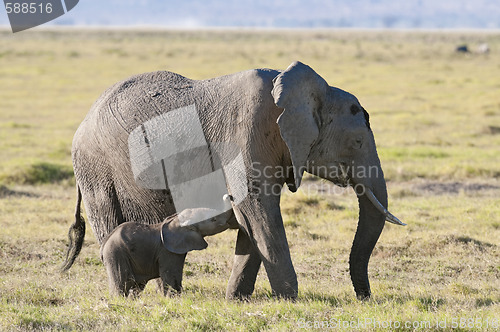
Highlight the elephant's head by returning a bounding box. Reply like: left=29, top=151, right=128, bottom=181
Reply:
left=272, top=61, right=405, bottom=299
left=161, top=218, right=208, bottom=254
left=177, top=205, right=233, bottom=237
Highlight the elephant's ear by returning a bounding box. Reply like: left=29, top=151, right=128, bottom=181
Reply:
left=161, top=219, right=208, bottom=254
left=271, top=61, right=327, bottom=191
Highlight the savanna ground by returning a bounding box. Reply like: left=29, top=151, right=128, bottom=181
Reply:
left=0, top=28, right=499, bottom=331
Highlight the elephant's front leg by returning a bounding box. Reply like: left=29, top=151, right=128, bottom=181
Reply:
left=159, top=253, right=186, bottom=296
left=229, top=194, right=298, bottom=299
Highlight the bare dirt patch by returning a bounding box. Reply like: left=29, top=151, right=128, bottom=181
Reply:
left=414, top=181, right=500, bottom=195
left=302, top=178, right=500, bottom=198
left=485, top=125, right=500, bottom=135
left=0, top=185, right=38, bottom=198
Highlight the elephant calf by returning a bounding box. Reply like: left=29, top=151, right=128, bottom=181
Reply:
left=101, top=206, right=233, bottom=297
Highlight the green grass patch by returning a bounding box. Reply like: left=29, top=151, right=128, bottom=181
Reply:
left=2, top=161, right=73, bottom=185
left=380, top=146, right=450, bottom=160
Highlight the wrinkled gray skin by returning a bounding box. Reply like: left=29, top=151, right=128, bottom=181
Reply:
left=63, top=61, right=391, bottom=300
left=101, top=212, right=231, bottom=297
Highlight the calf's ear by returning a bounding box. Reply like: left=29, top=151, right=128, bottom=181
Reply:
left=161, top=219, right=208, bottom=254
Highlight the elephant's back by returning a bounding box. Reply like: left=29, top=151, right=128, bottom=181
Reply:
left=77, top=68, right=280, bottom=140
left=83, top=71, right=197, bottom=135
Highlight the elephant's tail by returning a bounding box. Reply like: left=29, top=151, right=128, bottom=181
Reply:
left=61, top=185, right=86, bottom=272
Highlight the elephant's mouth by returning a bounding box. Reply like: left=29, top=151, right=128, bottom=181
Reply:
left=331, top=176, right=351, bottom=188
left=329, top=162, right=351, bottom=187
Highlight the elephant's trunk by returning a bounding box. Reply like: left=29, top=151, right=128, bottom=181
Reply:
left=348, top=167, right=387, bottom=300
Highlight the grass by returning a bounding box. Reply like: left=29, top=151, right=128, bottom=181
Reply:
left=0, top=28, right=499, bottom=331
left=1, top=162, right=74, bottom=185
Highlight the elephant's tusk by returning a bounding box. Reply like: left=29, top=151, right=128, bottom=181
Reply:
left=385, top=212, right=406, bottom=226
left=364, top=189, right=406, bottom=226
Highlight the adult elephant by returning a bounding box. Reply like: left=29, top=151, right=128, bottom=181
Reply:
left=62, top=61, right=404, bottom=300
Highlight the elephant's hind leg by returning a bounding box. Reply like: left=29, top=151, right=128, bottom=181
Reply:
left=80, top=181, right=124, bottom=245
left=103, top=249, right=135, bottom=297
left=226, top=229, right=262, bottom=300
